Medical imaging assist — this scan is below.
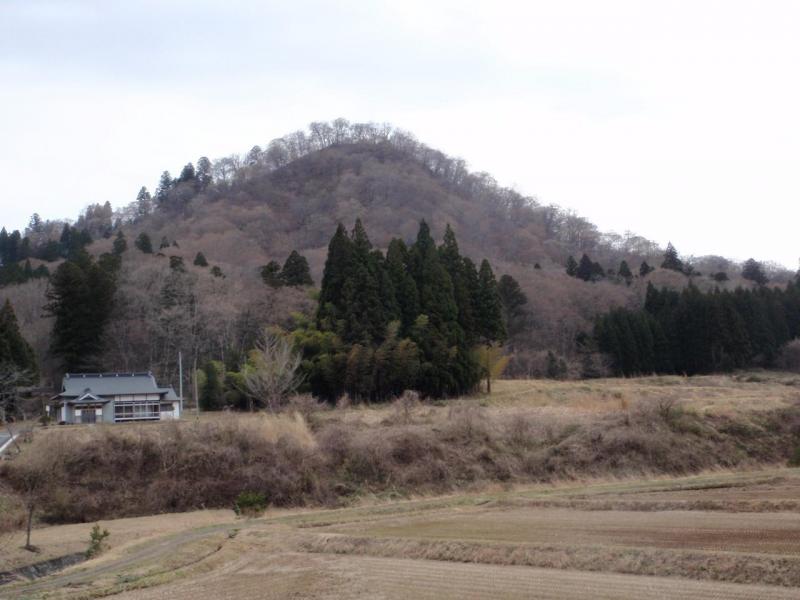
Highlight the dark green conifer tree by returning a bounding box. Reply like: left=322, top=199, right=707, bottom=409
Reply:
left=0, top=300, right=38, bottom=380
left=566, top=255, right=578, bottom=277
left=497, top=274, right=528, bottom=338
left=576, top=254, right=594, bottom=282
left=317, top=224, right=354, bottom=330
left=439, top=224, right=477, bottom=342
left=385, top=239, right=419, bottom=334
left=193, top=252, right=209, bottom=267
left=618, top=260, right=633, bottom=283
left=742, top=258, right=768, bottom=285
left=169, top=256, right=185, bottom=272
left=260, top=261, right=283, bottom=287
left=661, top=242, right=684, bottom=272
left=280, top=250, right=313, bottom=286
left=155, top=171, right=173, bottom=205
left=410, top=221, right=457, bottom=330
left=341, top=219, right=386, bottom=344
left=112, top=231, right=127, bottom=256
left=135, top=233, right=153, bottom=254
left=45, top=251, right=116, bottom=372
left=200, top=361, right=225, bottom=410
left=475, top=259, right=506, bottom=343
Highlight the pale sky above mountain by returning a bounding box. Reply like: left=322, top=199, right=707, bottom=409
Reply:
left=1, top=0, right=798, bottom=269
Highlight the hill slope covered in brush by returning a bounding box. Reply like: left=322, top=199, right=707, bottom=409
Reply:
left=1, top=120, right=792, bottom=385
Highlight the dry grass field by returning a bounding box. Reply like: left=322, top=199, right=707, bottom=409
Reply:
left=5, top=468, right=800, bottom=599
left=3, top=372, right=800, bottom=598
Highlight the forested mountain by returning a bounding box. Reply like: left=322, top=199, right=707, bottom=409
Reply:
left=0, top=120, right=796, bottom=390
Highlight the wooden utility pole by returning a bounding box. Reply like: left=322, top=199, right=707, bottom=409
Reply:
left=178, top=351, right=184, bottom=416
left=193, top=355, right=200, bottom=418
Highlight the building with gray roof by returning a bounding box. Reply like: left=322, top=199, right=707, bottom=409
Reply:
left=47, top=372, right=181, bottom=424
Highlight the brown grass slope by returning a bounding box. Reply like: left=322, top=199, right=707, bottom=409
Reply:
left=102, top=142, right=710, bottom=374
left=3, top=376, right=799, bottom=526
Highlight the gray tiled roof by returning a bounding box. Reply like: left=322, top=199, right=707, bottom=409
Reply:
left=58, top=373, right=179, bottom=400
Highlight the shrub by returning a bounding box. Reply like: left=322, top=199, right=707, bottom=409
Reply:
left=390, top=390, right=421, bottom=425
left=86, top=523, right=110, bottom=558
left=284, top=394, right=326, bottom=427
left=234, top=491, right=267, bottom=516
left=2, top=400, right=798, bottom=526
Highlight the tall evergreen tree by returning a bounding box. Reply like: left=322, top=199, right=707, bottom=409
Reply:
left=742, top=258, right=768, bottom=285
left=155, top=171, right=173, bottom=205
left=281, top=250, right=313, bottom=286
left=193, top=252, right=209, bottom=267
left=317, top=224, right=354, bottom=330
left=135, top=233, right=153, bottom=254
left=410, top=221, right=457, bottom=330
left=618, top=260, right=633, bottom=283
left=0, top=228, right=8, bottom=264
left=475, top=259, right=506, bottom=343
left=661, top=242, right=684, bottom=272
left=439, top=224, right=477, bottom=342
left=497, top=274, right=528, bottom=337
left=566, top=255, right=578, bottom=277
left=341, top=219, right=386, bottom=344
left=385, top=239, right=419, bottom=334
left=178, top=163, right=196, bottom=183
left=576, top=254, right=594, bottom=282
left=45, top=251, right=116, bottom=372
left=196, top=157, right=213, bottom=189
left=200, top=361, right=225, bottom=410
left=112, top=231, right=127, bottom=256
left=135, top=187, right=153, bottom=217
left=0, top=300, right=38, bottom=380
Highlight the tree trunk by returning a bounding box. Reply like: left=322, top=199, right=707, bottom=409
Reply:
left=486, top=373, right=491, bottom=395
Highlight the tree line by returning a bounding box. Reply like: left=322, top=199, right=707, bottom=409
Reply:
left=595, top=279, right=800, bottom=376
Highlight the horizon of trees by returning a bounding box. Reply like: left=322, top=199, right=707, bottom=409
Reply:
left=596, top=279, right=800, bottom=376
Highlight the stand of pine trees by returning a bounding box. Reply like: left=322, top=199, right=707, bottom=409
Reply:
left=260, top=251, right=313, bottom=287
left=293, top=220, right=506, bottom=401
left=596, top=281, right=800, bottom=375
left=0, top=300, right=38, bottom=380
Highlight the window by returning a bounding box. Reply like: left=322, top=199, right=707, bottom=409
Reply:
left=114, top=401, right=160, bottom=421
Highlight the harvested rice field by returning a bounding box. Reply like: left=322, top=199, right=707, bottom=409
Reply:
left=5, top=467, right=800, bottom=599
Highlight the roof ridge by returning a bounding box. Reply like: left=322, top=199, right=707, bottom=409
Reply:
left=65, top=372, right=153, bottom=379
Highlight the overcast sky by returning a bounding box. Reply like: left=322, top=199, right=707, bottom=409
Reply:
left=1, top=1, right=798, bottom=268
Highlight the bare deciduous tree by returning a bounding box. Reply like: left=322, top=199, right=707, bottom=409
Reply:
left=3, top=432, right=67, bottom=551
left=241, top=330, right=303, bottom=412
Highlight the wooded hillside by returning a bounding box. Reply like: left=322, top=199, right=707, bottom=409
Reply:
left=1, top=120, right=795, bottom=389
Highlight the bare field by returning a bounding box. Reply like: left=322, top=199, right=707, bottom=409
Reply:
left=6, top=468, right=800, bottom=599
left=0, top=509, right=236, bottom=573
left=485, top=372, right=800, bottom=415
left=4, top=373, right=800, bottom=598
left=326, top=507, right=800, bottom=555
